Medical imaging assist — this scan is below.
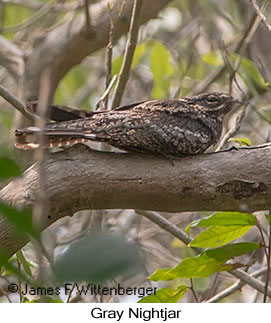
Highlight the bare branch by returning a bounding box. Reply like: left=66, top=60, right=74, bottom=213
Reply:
left=230, top=267, right=270, bottom=296
left=0, top=84, right=33, bottom=121
left=33, top=67, right=52, bottom=229
left=250, top=0, right=271, bottom=33
left=215, top=103, right=249, bottom=151
left=206, top=267, right=268, bottom=303
left=136, top=210, right=196, bottom=249
left=102, top=0, right=126, bottom=110
left=263, top=216, right=271, bottom=302
left=1, top=2, right=56, bottom=34
left=190, top=8, right=264, bottom=96
left=111, top=0, right=143, bottom=109
left=84, top=0, right=95, bottom=37
left=96, top=74, right=117, bottom=109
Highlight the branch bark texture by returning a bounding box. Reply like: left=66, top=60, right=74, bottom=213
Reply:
left=0, top=144, right=270, bottom=264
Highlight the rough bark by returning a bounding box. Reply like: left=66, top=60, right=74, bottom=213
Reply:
left=0, top=143, right=270, bottom=265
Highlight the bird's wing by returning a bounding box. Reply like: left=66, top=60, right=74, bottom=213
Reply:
left=113, top=100, right=148, bottom=111
left=25, top=101, right=96, bottom=121
left=115, top=99, right=190, bottom=114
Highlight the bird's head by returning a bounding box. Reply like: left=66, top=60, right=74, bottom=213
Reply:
left=185, top=92, right=242, bottom=115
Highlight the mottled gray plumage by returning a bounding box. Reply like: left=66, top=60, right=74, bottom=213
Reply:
left=15, top=92, right=240, bottom=156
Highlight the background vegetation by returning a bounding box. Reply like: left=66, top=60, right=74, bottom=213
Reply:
left=0, top=0, right=270, bottom=303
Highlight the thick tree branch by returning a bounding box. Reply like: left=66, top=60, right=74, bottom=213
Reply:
left=0, top=144, right=270, bottom=265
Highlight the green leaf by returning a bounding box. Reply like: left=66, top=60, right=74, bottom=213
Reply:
left=55, top=65, right=90, bottom=105
left=112, top=56, right=124, bottom=76
left=16, top=250, right=33, bottom=277
left=189, top=225, right=253, bottom=248
left=112, top=42, right=147, bottom=75
left=1, top=259, right=31, bottom=284
left=53, top=231, right=141, bottom=283
left=202, top=51, right=223, bottom=67
left=229, top=137, right=251, bottom=147
left=138, top=286, right=188, bottom=303
left=0, top=157, right=21, bottom=179
left=149, top=242, right=259, bottom=280
left=265, top=214, right=271, bottom=226
left=232, top=54, right=269, bottom=90
left=3, top=4, right=32, bottom=37
left=150, top=41, right=174, bottom=98
left=0, top=109, right=13, bottom=128
left=132, top=42, right=147, bottom=69
left=186, top=212, right=257, bottom=235
left=0, top=201, right=39, bottom=243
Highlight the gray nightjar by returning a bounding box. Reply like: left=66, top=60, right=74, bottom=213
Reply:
left=15, top=92, right=241, bottom=157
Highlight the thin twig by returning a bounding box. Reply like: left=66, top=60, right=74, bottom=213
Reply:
left=33, top=67, right=52, bottom=229
left=96, top=74, right=117, bottom=110
left=257, top=224, right=269, bottom=260
left=206, top=267, right=269, bottom=303
left=230, top=268, right=271, bottom=297
left=102, top=1, right=126, bottom=110
left=250, top=0, right=271, bottom=33
left=263, top=211, right=271, bottom=302
left=32, top=67, right=52, bottom=283
left=1, top=1, right=55, bottom=33
left=105, top=3, right=114, bottom=108
left=219, top=41, right=244, bottom=97
left=84, top=0, right=92, bottom=35
left=135, top=210, right=200, bottom=252
left=203, top=272, right=219, bottom=301
left=16, top=258, right=22, bottom=303
left=111, top=0, right=143, bottom=109
left=215, top=103, right=249, bottom=151
left=190, top=279, right=199, bottom=303
left=0, top=84, right=33, bottom=121
left=0, top=286, right=12, bottom=303
left=190, top=8, right=264, bottom=96
left=231, top=0, right=269, bottom=77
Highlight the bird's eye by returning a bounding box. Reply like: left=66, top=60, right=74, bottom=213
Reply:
left=207, top=96, right=218, bottom=103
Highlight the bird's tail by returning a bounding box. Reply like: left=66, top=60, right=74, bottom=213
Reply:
left=15, top=102, right=98, bottom=149
left=14, top=126, right=98, bottom=150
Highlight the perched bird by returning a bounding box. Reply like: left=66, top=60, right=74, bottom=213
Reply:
left=15, top=92, right=241, bottom=157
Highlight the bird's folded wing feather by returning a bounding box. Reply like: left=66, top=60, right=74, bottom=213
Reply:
left=25, top=101, right=95, bottom=121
